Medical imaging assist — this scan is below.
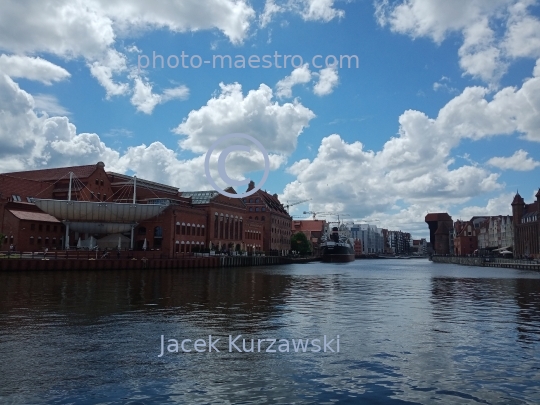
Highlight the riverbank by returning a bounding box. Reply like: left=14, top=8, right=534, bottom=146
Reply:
left=431, top=255, right=540, bottom=271
left=0, top=254, right=320, bottom=271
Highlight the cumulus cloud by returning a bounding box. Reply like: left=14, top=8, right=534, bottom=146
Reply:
left=0, top=73, right=300, bottom=192
left=487, top=150, right=540, bottom=171
left=375, top=0, right=540, bottom=85
left=0, top=55, right=70, bottom=85
left=313, top=66, right=339, bottom=96
left=456, top=192, right=514, bottom=219
left=259, top=0, right=344, bottom=26
left=130, top=77, right=189, bottom=114
left=174, top=82, right=315, bottom=156
left=0, top=0, right=255, bottom=105
left=281, top=61, right=540, bottom=228
left=276, top=64, right=313, bottom=98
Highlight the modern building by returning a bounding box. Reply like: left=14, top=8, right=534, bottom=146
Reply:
left=388, top=230, right=411, bottom=255
left=512, top=190, right=540, bottom=259
left=349, top=223, right=383, bottom=254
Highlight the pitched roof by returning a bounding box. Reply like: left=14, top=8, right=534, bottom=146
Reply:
left=2, top=163, right=101, bottom=182
left=292, top=220, right=325, bottom=232
left=0, top=174, right=54, bottom=200
left=8, top=210, right=60, bottom=223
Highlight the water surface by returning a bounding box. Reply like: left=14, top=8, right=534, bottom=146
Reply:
left=1, top=259, right=539, bottom=404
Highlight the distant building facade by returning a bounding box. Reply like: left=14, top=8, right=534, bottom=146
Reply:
left=512, top=190, right=540, bottom=259
left=350, top=224, right=383, bottom=254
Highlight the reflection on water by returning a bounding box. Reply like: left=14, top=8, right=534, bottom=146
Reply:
left=1, top=260, right=540, bottom=404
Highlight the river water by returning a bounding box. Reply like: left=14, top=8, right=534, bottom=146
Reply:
left=1, top=259, right=539, bottom=404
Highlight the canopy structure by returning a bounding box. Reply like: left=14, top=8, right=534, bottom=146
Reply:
left=33, top=199, right=167, bottom=223
left=66, top=222, right=134, bottom=234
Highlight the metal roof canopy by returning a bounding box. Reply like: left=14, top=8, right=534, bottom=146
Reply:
left=66, top=222, right=134, bottom=234
left=33, top=199, right=168, bottom=223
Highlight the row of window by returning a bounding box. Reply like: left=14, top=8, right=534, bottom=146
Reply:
left=248, top=207, right=265, bottom=212
left=29, top=236, right=61, bottom=245
left=175, top=223, right=206, bottom=237
left=244, top=198, right=261, bottom=203
left=30, top=224, right=62, bottom=232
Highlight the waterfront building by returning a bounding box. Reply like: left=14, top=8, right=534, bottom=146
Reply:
left=242, top=181, right=292, bottom=255
left=1, top=163, right=290, bottom=255
left=512, top=190, right=540, bottom=259
left=412, top=238, right=428, bottom=255
left=477, top=216, right=514, bottom=251
left=388, top=230, right=411, bottom=255
left=349, top=224, right=383, bottom=254
left=452, top=217, right=487, bottom=256
left=291, top=219, right=326, bottom=255
left=425, top=213, right=453, bottom=255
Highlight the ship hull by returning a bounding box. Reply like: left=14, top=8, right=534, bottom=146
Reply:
left=320, top=244, right=355, bottom=263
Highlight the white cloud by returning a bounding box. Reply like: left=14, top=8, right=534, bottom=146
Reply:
left=174, top=82, right=316, bottom=156
left=433, top=76, right=458, bottom=93
left=374, top=0, right=540, bottom=85
left=300, top=0, right=345, bottom=22
left=0, top=55, right=70, bottom=85
left=487, top=149, right=540, bottom=171
left=456, top=192, right=514, bottom=219
left=33, top=94, right=70, bottom=116
left=130, top=77, right=189, bottom=114
left=313, top=66, right=339, bottom=96
left=276, top=64, right=312, bottom=98
left=0, top=0, right=255, bottom=103
left=281, top=61, right=540, bottom=229
left=259, top=0, right=344, bottom=26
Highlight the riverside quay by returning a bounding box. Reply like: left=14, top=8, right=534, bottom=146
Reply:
left=0, top=162, right=293, bottom=257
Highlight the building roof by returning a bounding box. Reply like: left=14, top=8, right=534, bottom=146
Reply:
left=425, top=213, right=452, bottom=222
left=512, top=192, right=525, bottom=205
left=1, top=163, right=102, bottom=182
left=0, top=174, right=54, bottom=200
left=181, top=191, right=220, bottom=204
left=107, top=172, right=179, bottom=194
left=8, top=210, right=60, bottom=223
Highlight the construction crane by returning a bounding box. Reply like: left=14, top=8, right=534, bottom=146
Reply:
left=283, top=198, right=311, bottom=213
left=303, top=211, right=326, bottom=220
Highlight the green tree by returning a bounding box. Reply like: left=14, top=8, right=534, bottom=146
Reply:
left=291, top=232, right=311, bottom=255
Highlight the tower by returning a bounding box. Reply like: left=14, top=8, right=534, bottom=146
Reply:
left=511, top=192, right=525, bottom=225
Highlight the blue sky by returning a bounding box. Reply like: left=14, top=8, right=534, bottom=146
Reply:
left=0, top=0, right=539, bottom=238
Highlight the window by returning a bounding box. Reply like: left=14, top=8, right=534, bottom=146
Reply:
left=103, top=194, right=107, bottom=201
left=256, top=207, right=260, bottom=212
left=31, top=224, right=35, bottom=231
left=187, top=224, right=191, bottom=236
left=201, top=226, right=205, bottom=237
left=182, top=223, right=186, bottom=235
left=46, top=225, right=50, bottom=232
left=176, top=223, right=180, bottom=234
left=37, top=237, right=42, bottom=244
left=249, top=207, right=253, bottom=212
left=197, top=226, right=200, bottom=236
left=30, top=236, right=34, bottom=245
left=39, top=224, right=43, bottom=231
left=262, top=207, right=265, bottom=211
left=53, top=226, right=57, bottom=232
left=256, top=198, right=259, bottom=203
left=97, top=193, right=101, bottom=200
left=100, top=180, right=104, bottom=186
left=95, top=179, right=99, bottom=185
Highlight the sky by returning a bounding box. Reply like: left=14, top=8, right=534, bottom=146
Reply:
left=0, top=0, right=539, bottom=238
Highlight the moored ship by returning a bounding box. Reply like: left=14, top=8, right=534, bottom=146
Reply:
left=320, top=224, right=355, bottom=263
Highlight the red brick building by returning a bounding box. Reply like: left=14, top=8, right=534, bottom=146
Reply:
left=291, top=219, right=326, bottom=254
left=242, top=181, right=292, bottom=255
left=425, top=213, right=453, bottom=254
left=453, top=220, right=479, bottom=256
left=1, top=163, right=292, bottom=255
left=512, top=190, right=540, bottom=259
